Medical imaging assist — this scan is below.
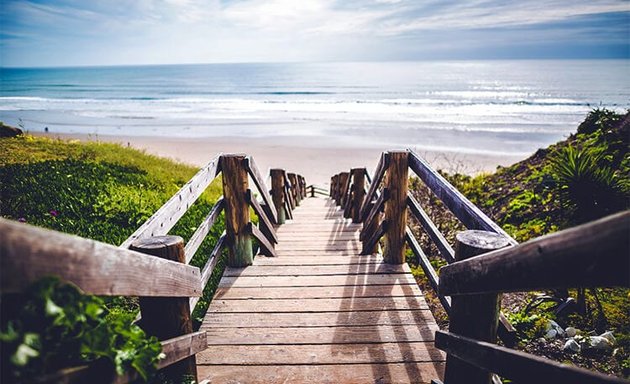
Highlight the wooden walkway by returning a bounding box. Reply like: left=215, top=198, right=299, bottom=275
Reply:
left=198, top=197, right=445, bottom=383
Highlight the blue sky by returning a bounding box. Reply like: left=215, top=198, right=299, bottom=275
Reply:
left=1, top=0, right=628, bottom=67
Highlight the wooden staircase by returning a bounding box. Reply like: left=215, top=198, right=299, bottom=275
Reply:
left=198, top=197, right=445, bottom=383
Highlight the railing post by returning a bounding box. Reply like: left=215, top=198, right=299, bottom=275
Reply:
left=221, top=154, right=253, bottom=267
left=337, top=172, right=349, bottom=207
left=131, top=236, right=197, bottom=382
left=351, top=168, right=366, bottom=223
left=443, top=230, right=510, bottom=384
left=330, top=176, right=335, bottom=197
left=383, top=151, right=408, bottom=264
left=288, top=173, right=300, bottom=206
left=332, top=174, right=339, bottom=201
left=310, top=185, right=315, bottom=197
left=270, top=169, right=287, bottom=225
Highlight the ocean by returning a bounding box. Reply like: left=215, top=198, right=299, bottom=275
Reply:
left=1, top=60, right=628, bottom=157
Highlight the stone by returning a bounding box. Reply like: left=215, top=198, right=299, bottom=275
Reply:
left=545, top=329, right=558, bottom=339
left=0, top=122, right=23, bottom=138
left=565, top=327, right=577, bottom=337
left=563, top=338, right=581, bottom=353
left=587, top=336, right=613, bottom=351
left=600, top=331, right=616, bottom=345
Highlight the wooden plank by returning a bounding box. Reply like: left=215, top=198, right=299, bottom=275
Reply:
left=244, top=156, right=278, bottom=224
left=184, top=197, right=224, bottom=264
left=196, top=341, right=444, bottom=365
left=157, top=331, right=207, bottom=370
left=439, top=211, right=630, bottom=296
left=214, top=284, right=424, bottom=300
left=204, top=324, right=438, bottom=344
left=217, top=273, right=417, bottom=287
left=407, top=193, right=455, bottom=263
left=252, top=255, right=384, bottom=265
left=246, top=189, right=278, bottom=243
left=361, top=152, right=389, bottom=219
left=275, top=251, right=372, bottom=257
left=120, top=154, right=221, bottom=248
left=362, top=187, right=388, bottom=236
left=223, top=264, right=408, bottom=276
left=383, top=151, right=408, bottom=264
left=435, top=331, right=625, bottom=384
left=248, top=222, right=277, bottom=258
left=208, top=297, right=429, bottom=313
left=198, top=363, right=445, bottom=384
left=407, top=151, right=516, bottom=245
left=361, top=219, right=387, bottom=255
left=190, top=233, right=225, bottom=309
left=202, top=309, right=437, bottom=328
left=0, top=219, right=201, bottom=297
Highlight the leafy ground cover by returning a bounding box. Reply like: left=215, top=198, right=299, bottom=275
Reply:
left=0, top=134, right=228, bottom=380
left=408, top=109, right=630, bottom=378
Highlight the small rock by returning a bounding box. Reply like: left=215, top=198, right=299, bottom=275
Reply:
left=565, top=327, right=577, bottom=337
left=537, top=337, right=546, bottom=343
left=587, top=336, right=613, bottom=351
left=600, top=331, right=616, bottom=345
left=563, top=338, right=581, bottom=353
left=545, top=329, right=558, bottom=339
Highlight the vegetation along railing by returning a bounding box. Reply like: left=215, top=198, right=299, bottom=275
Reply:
left=330, top=149, right=629, bottom=384
left=0, top=153, right=305, bottom=383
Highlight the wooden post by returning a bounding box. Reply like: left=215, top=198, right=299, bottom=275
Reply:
left=222, top=154, right=253, bottom=267
left=131, top=236, right=197, bottom=382
left=351, top=168, right=366, bottom=223
left=288, top=173, right=300, bottom=206
left=330, top=176, right=334, bottom=197
left=332, top=174, right=339, bottom=202
left=382, top=151, right=408, bottom=264
left=300, top=176, right=307, bottom=199
left=270, top=169, right=287, bottom=225
left=444, top=230, right=510, bottom=384
left=337, top=172, right=349, bottom=207
left=361, top=202, right=380, bottom=254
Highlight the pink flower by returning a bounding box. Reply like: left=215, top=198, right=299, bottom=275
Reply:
left=18, top=217, right=26, bottom=223
left=49, top=210, right=59, bottom=217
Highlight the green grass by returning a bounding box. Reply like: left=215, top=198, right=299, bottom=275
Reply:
left=1, top=134, right=225, bottom=323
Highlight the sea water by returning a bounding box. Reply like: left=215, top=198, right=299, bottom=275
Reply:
left=0, top=60, right=628, bottom=156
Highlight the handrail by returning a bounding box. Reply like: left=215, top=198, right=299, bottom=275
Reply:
left=190, top=232, right=226, bottom=310
left=439, top=211, right=630, bottom=296
left=245, top=156, right=278, bottom=224
left=245, top=189, right=278, bottom=244
left=407, top=193, right=455, bottom=263
left=184, top=197, right=225, bottom=264
left=360, top=188, right=389, bottom=240
left=0, top=218, right=202, bottom=297
left=120, top=154, right=222, bottom=249
left=360, top=152, right=388, bottom=219
left=407, top=150, right=516, bottom=245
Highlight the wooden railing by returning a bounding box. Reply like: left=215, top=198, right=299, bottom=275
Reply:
left=331, top=149, right=630, bottom=384
left=0, top=153, right=305, bottom=383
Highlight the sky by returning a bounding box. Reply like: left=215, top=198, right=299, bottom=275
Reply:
left=0, top=0, right=629, bottom=67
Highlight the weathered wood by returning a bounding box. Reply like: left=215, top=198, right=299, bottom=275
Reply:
left=383, top=151, right=409, bottom=264
left=196, top=341, right=442, bottom=365
left=131, top=236, right=197, bottom=382
left=337, top=172, right=350, bottom=207
left=440, top=211, right=630, bottom=295
left=284, top=172, right=296, bottom=210
left=218, top=272, right=416, bottom=287
left=209, top=297, right=428, bottom=313
left=407, top=151, right=516, bottom=245
left=288, top=172, right=300, bottom=206
left=222, top=154, right=253, bottom=267
left=247, top=222, right=277, bottom=258
left=190, top=233, right=225, bottom=309
left=184, top=197, right=224, bottom=264
left=214, top=284, right=423, bottom=300
left=351, top=168, right=367, bottom=223
left=343, top=183, right=354, bottom=219
left=120, top=154, right=221, bottom=248
left=157, top=331, right=207, bottom=371
left=0, top=219, right=201, bottom=297
left=443, top=230, right=510, bottom=384
left=407, top=193, right=455, bottom=263
left=361, top=219, right=388, bottom=255
left=435, top=331, right=626, bottom=384
left=405, top=228, right=451, bottom=313
left=360, top=152, right=389, bottom=219
left=270, top=169, right=287, bottom=225
left=330, top=175, right=337, bottom=199
left=245, top=189, right=278, bottom=244
left=244, top=156, right=278, bottom=225
left=222, top=263, right=407, bottom=276
left=198, top=363, right=444, bottom=384
left=204, top=324, right=437, bottom=344
left=361, top=188, right=388, bottom=239
left=252, top=255, right=383, bottom=266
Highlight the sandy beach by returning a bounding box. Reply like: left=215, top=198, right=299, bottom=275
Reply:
left=39, top=132, right=525, bottom=186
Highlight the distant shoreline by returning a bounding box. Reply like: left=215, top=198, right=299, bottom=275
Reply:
left=36, top=132, right=524, bottom=185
